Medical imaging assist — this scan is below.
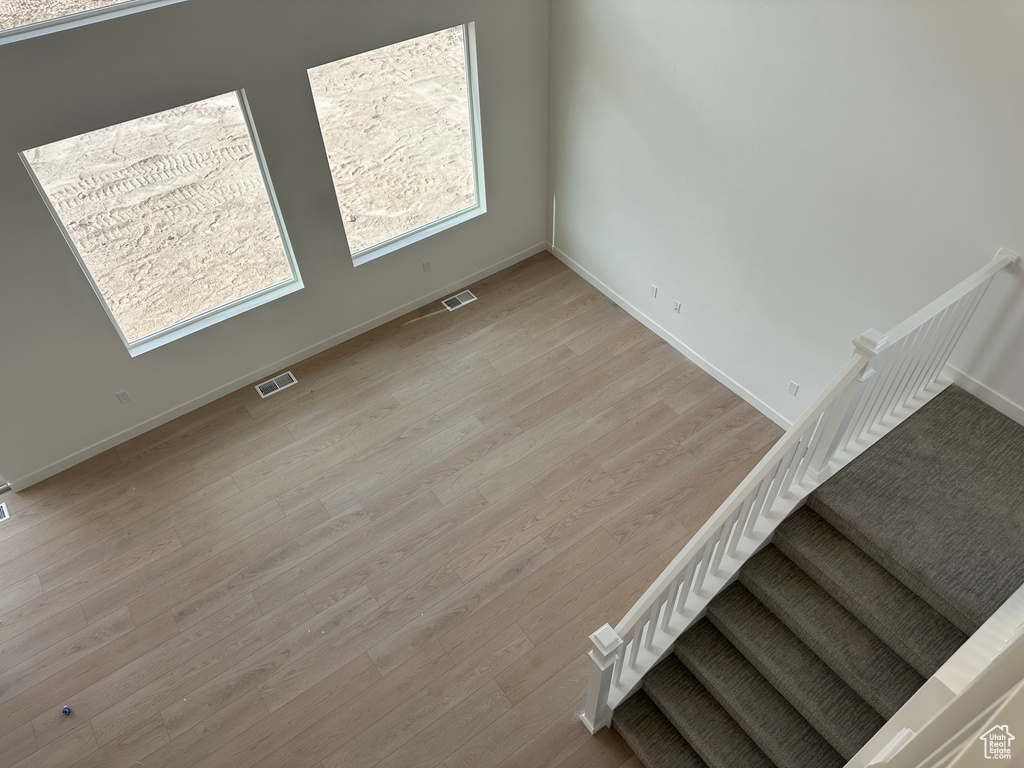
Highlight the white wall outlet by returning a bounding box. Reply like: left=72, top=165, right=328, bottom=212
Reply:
left=422, top=260, right=431, bottom=273
left=788, top=381, right=800, bottom=396
left=116, top=390, right=131, bottom=404
left=650, top=284, right=658, bottom=298
left=673, top=300, right=681, bottom=314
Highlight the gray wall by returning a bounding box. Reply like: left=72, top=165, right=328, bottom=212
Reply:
left=0, top=0, right=551, bottom=488
left=8, top=0, right=1024, bottom=488
left=549, top=0, right=1024, bottom=426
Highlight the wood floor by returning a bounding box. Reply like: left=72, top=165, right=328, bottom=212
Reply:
left=0, top=251, right=782, bottom=768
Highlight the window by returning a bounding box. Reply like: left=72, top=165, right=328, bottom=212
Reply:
left=307, top=23, right=485, bottom=265
left=0, top=0, right=185, bottom=38
left=22, top=91, right=302, bottom=356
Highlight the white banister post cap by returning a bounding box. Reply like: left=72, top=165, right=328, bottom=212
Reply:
left=994, top=248, right=1021, bottom=267
left=590, top=624, right=623, bottom=655
left=853, top=329, right=887, bottom=356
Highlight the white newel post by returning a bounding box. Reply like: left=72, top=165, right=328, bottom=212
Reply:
left=580, top=623, right=624, bottom=733
left=802, top=329, right=887, bottom=485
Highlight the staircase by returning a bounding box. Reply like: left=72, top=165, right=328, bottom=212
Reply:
left=611, top=385, right=1024, bottom=768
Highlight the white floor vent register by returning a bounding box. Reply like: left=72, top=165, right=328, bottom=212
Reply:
left=255, top=371, right=298, bottom=398
left=0, top=502, right=9, bottom=523
left=443, top=290, right=477, bottom=311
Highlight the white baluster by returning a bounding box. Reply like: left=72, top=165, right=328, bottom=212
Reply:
left=893, top=314, right=942, bottom=413
left=627, top=623, right=642, bottom=668
left=693, top=542, right=713, bottom=595
left=711, top=516, right=735, bottom=576
left=661, top=574, right=682, bottom=632
left=864, top=340, right=905, bottom=436
left=926, top=284, right=987, bottom=390
left=778, top=430, right=811, bottom=498
left=921, top=298, right=970, bottom=391
left=747, top=465, right=783, bottom=536
left=763, top=442, right=800, bottom=517
left=643, top=599, right=662, bottom=652
left=844, top=332, right=891, bottom=450
left=882, top=324, right=926, bottom=421
left=676, top=558, right=697, bottom=614
left=742, top=479, right=769, bottom=538
left=727, top=493, right=757, bottom=557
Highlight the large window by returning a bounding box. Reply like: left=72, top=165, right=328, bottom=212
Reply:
left=22, top=91, right=301, bottom=356
left=308, top=24, right=485, bottom=265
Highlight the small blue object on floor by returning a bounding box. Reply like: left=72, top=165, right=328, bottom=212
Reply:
left=62, top=706, right=71, bottom=716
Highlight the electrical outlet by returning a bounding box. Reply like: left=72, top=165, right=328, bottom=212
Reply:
left=650, top=284, right=658, bottom=299
left=116, top=390, right=131, bottom=404
left=673, top=300, right=681, bottom=314
left=422, top=260, right=431, bottom=273
left=788, top=381, right=800, bottom=397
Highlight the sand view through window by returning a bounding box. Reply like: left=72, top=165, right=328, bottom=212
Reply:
left=308, top=24, right=485, bottom=263
left=22, top=91, right=301, bottom=355
left=0, top=0, right=173, bottom=33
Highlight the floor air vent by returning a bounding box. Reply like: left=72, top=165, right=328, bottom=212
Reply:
left=0, top=502, right=8, bottom=523
left=255, top=371, right=298, bottom=399
left=442, top=290, right=477, bottom=311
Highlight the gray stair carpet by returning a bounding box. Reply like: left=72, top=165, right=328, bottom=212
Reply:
left=613, top=691, right=708, bottom=768
left=809, top=384, right=1024, bottom=634
left=674, top=620, right=844, bottom=768
left=773, top=508, right=968, bottom=677
left=612, top=385, right=1024, bottom=767
left=643, top=656, right=774, bottom=768
left=739, top=544, right=924, bottom=718
left=706, top=582, right=884, bottom=760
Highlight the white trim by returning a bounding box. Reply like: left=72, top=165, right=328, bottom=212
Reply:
left=0, top=0, right=188, bottom=44
left=464, top=21, right=487, bottom=218
left=125, top=279, right=304, bottom=357
left=551, top=245, right=791, bottom=428
left=942, top=364, right=1024, bottom=428
left=7, top=242, right=550, bottom=491
left=351, top=204, right=486, bottom=266
left=847, top=584, right=1024, bottom=768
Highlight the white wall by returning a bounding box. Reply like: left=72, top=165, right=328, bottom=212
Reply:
left=549, top=0, right=1024, bottom=426
left=0, top=0, right=551, bottom=488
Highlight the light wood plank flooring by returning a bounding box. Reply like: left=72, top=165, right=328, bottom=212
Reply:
left=0, top=251, right=782, bottom=768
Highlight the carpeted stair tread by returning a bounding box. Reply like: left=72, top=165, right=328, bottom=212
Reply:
left=674, top=620, right=845, bottom=768
left=613, top=691, right=709, bottom=768
left=739, top=544, right=924, bottom=718
left=774, top=507, right=968, bottom=677
left=643, top=656, right=774, bottom=768
left=808, top=385, right=1024, bottom=635
left=706, top=582, right=885, bottom=760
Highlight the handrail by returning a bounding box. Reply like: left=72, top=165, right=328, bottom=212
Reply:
left=885, top=249, right=1016, bottom=346
left=580, top=249, right=1020, bottom=734
left=613, top=354, right=867, bottom=637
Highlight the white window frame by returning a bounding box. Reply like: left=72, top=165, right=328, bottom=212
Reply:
left=0, top=0, right=188, bottom=44
left=20, top=90, right=303, bottom=357
left=313, top=22, right=486, bottom=267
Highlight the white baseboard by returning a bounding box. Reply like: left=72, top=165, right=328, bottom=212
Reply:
left=12, top=242, right=550, bottom=491
left=551, top=245, right=790, bottom=428
left=943, top=364, right=1024, bottom=427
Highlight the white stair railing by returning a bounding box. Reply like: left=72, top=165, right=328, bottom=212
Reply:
left=581, top=248, right=1020, bottom=734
